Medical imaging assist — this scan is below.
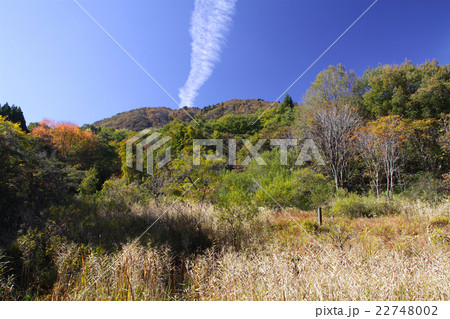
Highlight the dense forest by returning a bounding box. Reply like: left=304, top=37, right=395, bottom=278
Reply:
left=1, top=60, right=449, bottom=300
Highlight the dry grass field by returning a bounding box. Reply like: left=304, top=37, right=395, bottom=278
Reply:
left=23, top=199, right=447, bottom=301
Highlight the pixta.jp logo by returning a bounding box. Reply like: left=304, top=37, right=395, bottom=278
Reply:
left=126, top=129, right=172, bottom=175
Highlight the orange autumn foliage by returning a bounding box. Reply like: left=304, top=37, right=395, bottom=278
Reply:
left=32, top=120, right=98, bottom=159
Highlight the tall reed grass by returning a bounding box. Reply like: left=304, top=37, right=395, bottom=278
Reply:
left=2, top=199, right=448, bottom=300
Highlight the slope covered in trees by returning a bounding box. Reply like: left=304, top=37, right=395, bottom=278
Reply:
left=93, top=99, right=279, bottom=131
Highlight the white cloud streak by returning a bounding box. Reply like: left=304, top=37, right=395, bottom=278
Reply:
left=179, top=0, right=237, bottom=108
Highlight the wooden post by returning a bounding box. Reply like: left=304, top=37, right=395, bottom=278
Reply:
left=317, top=207, right=322, bottom=226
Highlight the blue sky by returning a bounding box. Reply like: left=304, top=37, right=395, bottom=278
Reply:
left=1, top=0, right=449, bottom=125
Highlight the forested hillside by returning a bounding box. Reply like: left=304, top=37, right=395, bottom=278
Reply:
left=1, top=60, right=449, bottom=301
left=93, top=99, right=279, bottom=131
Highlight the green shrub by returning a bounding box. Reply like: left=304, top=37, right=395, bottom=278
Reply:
left=331, top=193, right=399, bottom=218
left=96, top=178, right=151, bottom=214
left=78, top=167, right=100, bottom=195
left=244, top=150, right=334, bottom=210
left=214, top=171, right=260, bottom=248
left=253, top=168, right=333, bottom=210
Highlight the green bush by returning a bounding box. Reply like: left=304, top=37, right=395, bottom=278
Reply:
left=214, top=171, right=260, bottom=247
left=96, top=178, right=151, bottom=214
left=245, top=151, right=334, bottom=210
left=331, top=193, right=399, bottom=218
left=78, top=167, right=100, bottom=196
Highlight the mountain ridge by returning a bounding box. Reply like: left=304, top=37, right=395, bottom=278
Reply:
left=93, top=99, right=280, bottom=131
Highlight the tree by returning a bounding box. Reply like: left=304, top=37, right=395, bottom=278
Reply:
left=411, top=63, right=450, bottom=118
left=0, top=103, right=28, bottom=132
left=167, top=151, right=224, bottom=199
left=303, top=64, right=364, bottom=107
left=0, top=116, right=80, bottom=245
left=299, top=65, right=364, bottom=190
left=306, top=103, right=361, bottom=190
left=27, top=122, right=40, bottom=132
left=0, top=117, right=34, bottom=227
left=353, top=126, right=384, bottom=197
left=356, top=116, right=408, bottom=200
left=405, top=118, right=444, bottom=173
left=361, top=60, right=450, bottom=119
left=31, top=120, right=98, bottom=165
left=31, top=120, right=121, bottom=186
left=278, top=94, right=295, bottom=114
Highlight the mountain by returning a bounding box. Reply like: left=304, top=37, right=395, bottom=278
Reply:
left=93, top=99, right=279, bottom=131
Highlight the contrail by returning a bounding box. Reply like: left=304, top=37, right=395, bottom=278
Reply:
left=179, top=0, right=237, bottom=108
